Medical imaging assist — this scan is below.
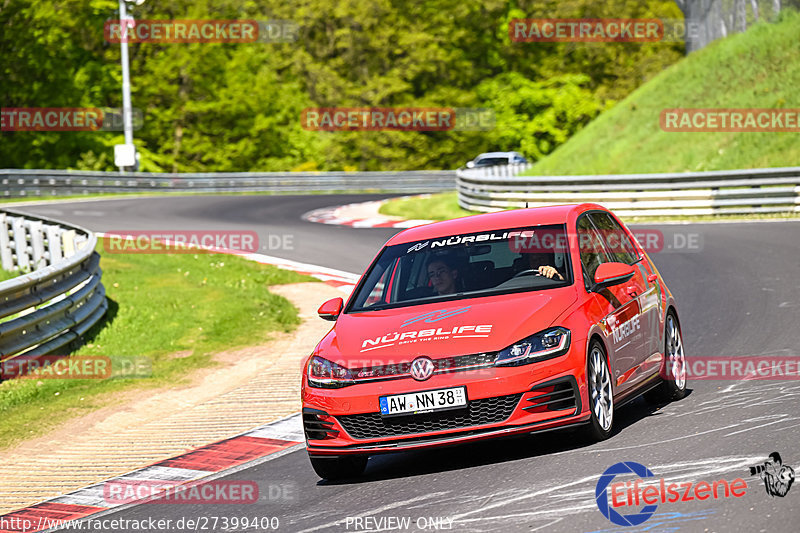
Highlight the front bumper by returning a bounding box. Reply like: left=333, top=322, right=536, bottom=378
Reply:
left=303, top=354, right=590, bottom=456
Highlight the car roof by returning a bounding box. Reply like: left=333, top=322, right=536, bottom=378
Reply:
left=386, top=203, right=606, bottom=245
left=474, top=152, right=517, bottom=158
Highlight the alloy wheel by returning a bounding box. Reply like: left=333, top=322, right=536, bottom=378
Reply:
left=666, top=314, right=686, bottom=390
left=590, top=347, right=614, bottom=431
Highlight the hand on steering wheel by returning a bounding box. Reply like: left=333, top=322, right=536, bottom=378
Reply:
left=537, top=265, right=564, bottom=280
left=512, top=268, right=542, bottom=279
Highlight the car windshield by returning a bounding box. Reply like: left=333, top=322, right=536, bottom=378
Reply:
left=474, top=157, right=509, bottom=167
left=348, top=224, right=573, bottom=312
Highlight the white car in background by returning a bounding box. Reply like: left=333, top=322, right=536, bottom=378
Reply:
left=465, top=151, right=528, bottom=169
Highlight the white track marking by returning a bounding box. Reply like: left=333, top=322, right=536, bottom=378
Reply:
left=566, top=423, right=741, bottom=454
left=449, top=474, right=600, bottom=521
left=725, top=415, right=800, bottom=436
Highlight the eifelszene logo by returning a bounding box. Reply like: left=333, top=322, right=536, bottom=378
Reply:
left=596, top=462, right=657, bottom=526
left=595, top=461, right=748, bottom=527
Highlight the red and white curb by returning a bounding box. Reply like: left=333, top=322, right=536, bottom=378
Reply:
left=96, top=233, right=360, bottom=296
left=302, top=199, right=434, bottom=229
left=243, top=252, right=359, bottom=295
left=0, top=415, right=305, bottom=533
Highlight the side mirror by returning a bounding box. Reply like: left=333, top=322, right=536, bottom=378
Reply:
left=591, top=262, right=635, bottom=292
left=317, top=297, right=343, bottom=321
left=466, top=161, right=475, bottom=168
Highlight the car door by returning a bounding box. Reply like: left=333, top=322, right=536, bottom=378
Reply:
left=588, top=212, right=659, bottom=388
left=577, top=213, right=640, bottom=392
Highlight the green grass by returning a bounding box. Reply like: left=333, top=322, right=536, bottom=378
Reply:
left=379, top=192, right=476, bottom=220
left=523, top=10, right=800, bottom=175
left=378, top=193, right=799, bottom=223
left=0, top=247, right=314, bottom=448
left=0, top=269, right=20, bottom=282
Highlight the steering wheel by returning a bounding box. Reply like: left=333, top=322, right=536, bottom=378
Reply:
left=512, top=268, right=542, bottom=279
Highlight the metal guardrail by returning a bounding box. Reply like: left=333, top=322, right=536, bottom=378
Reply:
left=457, top=164, right=800, bottom=217
left=0, top=210, right=107, bottom=370
left=0, top=169, right=456, bottom=197
left=5, top=165, right=799, bottom=217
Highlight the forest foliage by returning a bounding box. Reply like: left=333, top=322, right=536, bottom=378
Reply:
left=0, top=0, right=683, bottom=171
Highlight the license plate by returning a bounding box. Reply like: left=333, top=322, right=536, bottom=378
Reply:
left=379, top=386, right=467, bottom=417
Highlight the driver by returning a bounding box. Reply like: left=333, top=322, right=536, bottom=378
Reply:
left=426, top=256, right=461, bottom=295
left=527, top=252, right=564, bottom=280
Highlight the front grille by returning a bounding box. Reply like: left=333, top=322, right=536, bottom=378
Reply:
left=351, top=352, right=497, bottom=380
left=448, top=352, right=498, bottom=368
left=337, top=393, right=522, bottom=439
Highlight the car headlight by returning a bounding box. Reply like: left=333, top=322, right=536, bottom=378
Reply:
left=494, top=327, right=571, bottom=367
left=307, top=356, right=356, bottom=388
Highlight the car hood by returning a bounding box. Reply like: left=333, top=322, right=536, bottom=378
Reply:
left=321, top=288, right=576, bottom=365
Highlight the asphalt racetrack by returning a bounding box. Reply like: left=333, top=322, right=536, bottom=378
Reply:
left=17, top=195, right=800, bottom=533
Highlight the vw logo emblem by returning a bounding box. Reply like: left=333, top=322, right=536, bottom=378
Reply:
left=410, top=357, right=435, bottom=381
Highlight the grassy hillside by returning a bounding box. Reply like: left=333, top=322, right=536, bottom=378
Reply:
left=524, top=10, right=800, bottom=175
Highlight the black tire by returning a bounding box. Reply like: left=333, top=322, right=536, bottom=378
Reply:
left=309, top=454, right=368, bottom=480
left=645, top=311, right=688, bottom=404
left=584, top=340, right=614, bottom=441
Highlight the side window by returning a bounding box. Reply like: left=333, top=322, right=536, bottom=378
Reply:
left=364, top=264, right=391, bottom=306
left=588, top=212, right=639, bottom=265
left=577, top=215, right=611, bottom=287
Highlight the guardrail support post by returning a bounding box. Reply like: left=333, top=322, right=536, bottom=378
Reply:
left=0, top=214, right=13, bottom=270
left=11, top=218, right=30, bottom=272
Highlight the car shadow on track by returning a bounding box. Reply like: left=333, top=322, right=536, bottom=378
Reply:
left=318, top=389, right=694, bottom=485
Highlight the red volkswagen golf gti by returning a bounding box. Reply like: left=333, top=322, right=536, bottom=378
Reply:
left=302, top=204, right=687, bottom=479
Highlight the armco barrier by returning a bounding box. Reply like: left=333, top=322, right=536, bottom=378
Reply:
left=456, top=165, right=800, bottom=217
left=0, top=210, right=107, bottom=371
left=0, top=169, right=456, bottom=197
left=4, top=165, right=799, bottom=217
